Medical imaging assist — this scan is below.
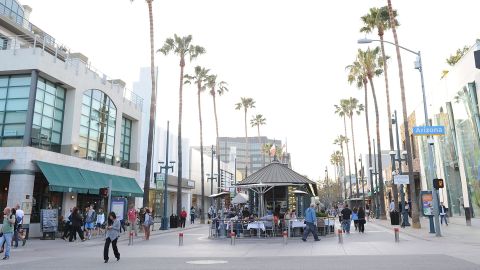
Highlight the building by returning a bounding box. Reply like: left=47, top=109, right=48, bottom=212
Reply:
left=0, top=1, right=143, bottom=236
left=217, top=136, right=288, bottom=177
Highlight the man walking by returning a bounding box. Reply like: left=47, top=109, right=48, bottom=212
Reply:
left=127, top=205, right=138, bottom=237
left=341, top=204, right=352, bottom=234
left=302, top=203, right=320, bottom=242
left=440, top=202, right=448, bottom=226
left=14, top=204, right=25, bottom=247
left=85, top=205, right=96, bottom=240
left=0, top=207, right=15, bottom=260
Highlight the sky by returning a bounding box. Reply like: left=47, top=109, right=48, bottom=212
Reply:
left=20, top=0, right=480, bottom=181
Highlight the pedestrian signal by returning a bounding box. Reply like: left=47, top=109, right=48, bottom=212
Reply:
left=99, top=187, right=109, bottom=197
left=433, top=179, right=444, bottom=189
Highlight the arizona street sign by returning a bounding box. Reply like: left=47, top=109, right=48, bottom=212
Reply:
left=412, top=126, right=445, bottom=136
left=393, top=174, right=410, bottom=185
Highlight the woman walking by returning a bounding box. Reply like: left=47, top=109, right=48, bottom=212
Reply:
left=143, top=208, right=152, bottom=240
left=95, top=208, right=105, bottom=238
left=104, top=212, right=120, bottom=263
left=358, top=207, right=366, bottom=233
left=0, top=207, right=15, bottom=260
left=69, top=207, right=86, bottom=242
left=190, top=206, right=196, bottom=224
left=352, top=207, right=359, bottom=231
left=180, top=208, right=187, bottom=228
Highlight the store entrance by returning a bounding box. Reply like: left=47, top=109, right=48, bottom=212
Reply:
left=77, top=193, right=104, bottom=214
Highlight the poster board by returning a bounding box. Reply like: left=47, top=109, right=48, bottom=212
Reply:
left=421, top=191, right=434, bottom=216
left=40, top=209, right=58, bottom=232
left=111, top=198, right=126, bottom=221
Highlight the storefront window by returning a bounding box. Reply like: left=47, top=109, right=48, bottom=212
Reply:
left=120, top=117, right=132, bottom=168
left=31, top=173, right=63, bottom=223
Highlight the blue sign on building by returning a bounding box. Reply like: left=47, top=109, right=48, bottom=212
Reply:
left=412, top=126, right=445, bottom=136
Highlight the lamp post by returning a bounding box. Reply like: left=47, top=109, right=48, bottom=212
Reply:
left=371, top=138, right=380, bottom=219
left=158, top=121, right=175, bottom=230
left=390, top=110, right=411, bottom=227
left=358, top=38, right=440, bottom=236
left=325, top=166, right=329, bottom=209
left=207, top=145, right=218, bottom=208
left=359, top=155, right=365, bottom=208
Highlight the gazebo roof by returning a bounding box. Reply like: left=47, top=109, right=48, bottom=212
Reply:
left=237, top=161, right=316, bottom=186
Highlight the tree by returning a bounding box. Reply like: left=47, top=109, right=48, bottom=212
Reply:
left=263, top=143, right=273, bottom=163
left=250, top=114, right=267, bottom=166
left=446, top=46, right=469, bottom=66
left=235, top=98, right=255, bottom=176
left=207, top=75, right=228, bottom=210
left=184, top=66, right=210, bottom=224
left=335, top=100, right=354, bottom=199
left=346, top=98, right=363, bottom=197
left=330, top=150, right=343, bottom=199
left=386, top=0, right=421, bottom=228
left=131, top=0, right=156, bottom=207
left=333, top=135, right=349, bottom=200
left=361, top=6, right=399, bottom=210
left=159, top=35, right=205, bottom=216
left=357, top=46, right=386, bottom=219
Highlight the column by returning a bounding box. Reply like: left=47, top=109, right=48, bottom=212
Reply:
left=7, top=172, right=35, bottom=225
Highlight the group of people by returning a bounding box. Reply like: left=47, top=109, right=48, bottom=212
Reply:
left=0, top=205, right=27, bottom=260
left=339, top=204, right=366, bottom=234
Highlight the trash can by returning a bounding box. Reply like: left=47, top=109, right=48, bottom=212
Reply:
left=390, top=211, right=400, bottom=226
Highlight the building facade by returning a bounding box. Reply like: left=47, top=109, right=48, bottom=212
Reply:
left=0, top=1, right=143, bottom=236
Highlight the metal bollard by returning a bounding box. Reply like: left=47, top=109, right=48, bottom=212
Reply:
left=179, top=232, right=184, bottom=246
left=337, top=229, right=343, bottom=244
left=394, top=228, right=400, bottom=243
left=230, top=232, right=236, bottom=246
left=283, top=231, right=288, bottom=245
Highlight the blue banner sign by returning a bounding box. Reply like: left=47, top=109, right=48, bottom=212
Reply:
left=412, top=126, right=445, bottom=136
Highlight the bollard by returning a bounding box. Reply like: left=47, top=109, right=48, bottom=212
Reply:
left=230, top=232, right=236, bottom=246
left=394, top=228, right=400, bottom=243
left=337, top=229, right=343, bottom=244
left=179, top=232, right=184, bottom=246
left=283, top=231, right=288, bottom=245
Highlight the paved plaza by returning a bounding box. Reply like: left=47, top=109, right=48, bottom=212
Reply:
left=1, top=219, right=480, bottom=269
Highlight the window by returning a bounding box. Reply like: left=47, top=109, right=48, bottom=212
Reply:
left=79, top=89, right=116, bottom=165
left=0, top=74, right=30, bottom=146
left=120, top=117, right=132, bottom=168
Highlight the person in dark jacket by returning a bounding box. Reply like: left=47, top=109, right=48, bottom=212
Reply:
left=69, top=207, right=86, bottom=242
left=357, top=207, right=366, bottom=233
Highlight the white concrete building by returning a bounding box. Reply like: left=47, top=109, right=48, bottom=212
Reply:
left=0, top=1, right=143, bottom=236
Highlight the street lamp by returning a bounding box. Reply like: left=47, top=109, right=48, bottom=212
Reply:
left=358, top=37, right=441, bottom=236
left=359, top=155, right=365, bottom=208
left=157, top=121, right=175, bottom=231
left=325, top=166, right=329, bottom=208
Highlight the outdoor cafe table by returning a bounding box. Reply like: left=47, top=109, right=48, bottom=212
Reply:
left=288, top=219, right=306, bottom=237
left=247, top=221, right=266, bottom=238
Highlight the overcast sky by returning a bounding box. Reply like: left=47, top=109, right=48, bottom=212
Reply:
left=21, top=0, right=480, bottom=180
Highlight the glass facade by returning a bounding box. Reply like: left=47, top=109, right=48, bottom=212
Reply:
left=0, top=0, right=25, bottom=26
left=31, top=78, right=66, bottom=152
left=120, top=117, right=132, bottom=168
left=79, top=89, right=116, bottom=165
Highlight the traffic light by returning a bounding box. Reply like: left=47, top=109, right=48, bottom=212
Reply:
left=99, top=187, right=109, bottom=197
left=433, top=179, right=444, bottom=189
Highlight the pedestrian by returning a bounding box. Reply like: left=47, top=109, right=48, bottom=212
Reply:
left=104, top=212, right=120, bottom=263
left=62, top=208, right=73, bottom=240
left=10, top=208, right=17, bottom=248
left=14, top=204, right=25, bottom=247
left=357, top=207, right=366, bottom=233
left=301, top=203, right=320, bottom=242
left=440, top=202, right=448, bottom=226
left=352, top=207, right=359, bottom=231
left=96, top=208, right=105, bottom=237
left=127, top=205, right=138, bottom=237
left=85, top=205, right=96, bottom=240
left=365, top=204, right=370, bottom=221
left=208, top=205, right=215, bottom=220
left=143, top=208, right=152, bottom=240
left=69, top=207, right=86, bottom=242
left=389, top=199, right=395, bottom=212
left=341, top=204, right=352, bottom=234
left=190, top=206, right=196, bottom=224
left=0, top=207, right=15, bottom=260
left=180, top=208, right=187, bottom=228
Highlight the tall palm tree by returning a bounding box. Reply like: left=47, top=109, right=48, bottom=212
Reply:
left=333, top=135, right=349, bottom=200
left=361, top=6, right=400, bottom=210
left=159, top=35, right=205, bottom=216
left=330, top=150, right=343, bottom=189
left=357, top=46, right=386, bottom=219
left=130, top=0, right=156, bottom=207
left=207, top=75, right=228, bottom=208
left=235, top=98, right=256, bottom=176
left=346, top=57, right=375, bottom=212
left=346, top=97, right=364, bottom=197
left=335, top=100, right=354, bottom=198
left=263, top=142, right=273, bottom=163
left=184, top=66, right=209, bottom=224
left=386, top=0, right=420, bottom=228
left=250, top=114, right=267, bottom=166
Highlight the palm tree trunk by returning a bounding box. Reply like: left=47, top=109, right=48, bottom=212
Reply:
left=369, top=77, right=386, bottom=220
left=380, top=34, right=399, bottom=211
left=177, top=57, right=185, bottom=217
left=212, top=93, right=221, bottom=211
left=343, top=116, right=353, bottom=199
left=198, top=88, right=205, bottom=224
left=258, top=126, right=264, bottom=167
left=350, top=116, right=360, bottom=197
left=143, top=0, right=155, bottom=207
left=340, top=144, right=347, bottom=200
left=387, top=0, right=420, bottom=228
left=244, top=109, right=249, bottom=177
left=364, top=83, right=376, bottom=215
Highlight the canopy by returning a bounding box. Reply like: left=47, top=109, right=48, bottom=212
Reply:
left=237, top=160, right=316, bottom=186
left=232, top=193, right=249, bottom=204
left=208, top=192, right=230, bottom=198
left=0, top=159, right=13, bottom=171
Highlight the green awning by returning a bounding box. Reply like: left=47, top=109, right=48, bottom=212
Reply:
left=79, top=169, right=143, bottom=197
left=36, top=161, right=89, bottom=193
left=0, top=159, right=13, bottom=171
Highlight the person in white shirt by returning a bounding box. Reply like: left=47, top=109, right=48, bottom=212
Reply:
left=440, top=202, right=448, bottom=226
left=14, top=204, right=25, bottom=247
left=389, top=200, right=396, bottom=212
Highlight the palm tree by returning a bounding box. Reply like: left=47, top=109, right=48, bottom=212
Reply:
left=346, top=57, right=375, bottom=212
left=386, top=0, right=421, bottom=228
left=235, top=98, right=256, bottom=176
left=184, top=66, right=209, bottom=224
left=263, top=142, right=273, bottom=163
left=207, top=75, right=228, bottom=208
left=330, top=150, right=343, bottom=200
left=361, top=6, right=399, bottom=210
left=333, top=135, right=349, bottom=200
left=357, top=46, right=386, bottom=219
left=346, top=97, right=364, bottom=197
left=250, top=114, right=267, bottom=166
left=130, top=0, right=156, bottom=207
left=335, top=100, right=354, bottom=199
left=159, top=35, right=205, bottom=216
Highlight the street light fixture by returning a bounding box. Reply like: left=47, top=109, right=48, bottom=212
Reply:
left=358, top=37, right=441, bottom=236
left=157, top=121, right=175, bottom=231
